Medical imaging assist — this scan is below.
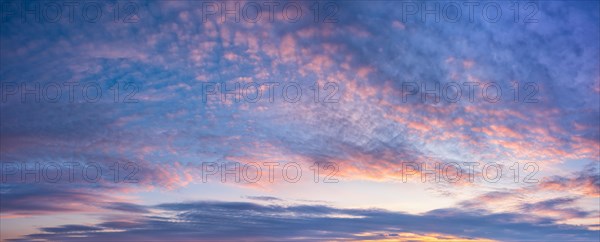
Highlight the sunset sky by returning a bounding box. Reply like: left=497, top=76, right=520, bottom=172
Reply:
left=1, top=1, right=599, bottom=241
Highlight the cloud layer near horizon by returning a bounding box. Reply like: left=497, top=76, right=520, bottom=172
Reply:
left=7, top=199, right=599, bottom=242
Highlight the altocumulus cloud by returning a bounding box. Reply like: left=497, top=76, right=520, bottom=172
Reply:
left=1, top=0, right=599, bottom=241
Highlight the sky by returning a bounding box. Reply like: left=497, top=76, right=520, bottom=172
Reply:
left=0, top=0, right=599, bottom=241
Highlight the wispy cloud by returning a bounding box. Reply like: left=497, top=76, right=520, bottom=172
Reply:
left=9, top=200, right=599, bottom=242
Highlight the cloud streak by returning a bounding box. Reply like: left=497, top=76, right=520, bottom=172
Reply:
left=8, top=200, right=599, bottom=242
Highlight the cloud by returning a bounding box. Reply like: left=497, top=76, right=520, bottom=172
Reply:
left=9, top=200, right=599, bottom=242
left=519, top=197, right=592, bottom=220
left=538, top=163, right=600, bottom=197
left=244, top=196, right=283, bottom=202
left=40, top=225, right=102, bottom=234
left=1, top=0, right=599, bottom=240
left=103, top=202, right=151, bottom=214
left=0, top=184, right=110, bottom=216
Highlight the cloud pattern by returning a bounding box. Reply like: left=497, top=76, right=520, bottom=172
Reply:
left=1, top=0, right=599, bottom=241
